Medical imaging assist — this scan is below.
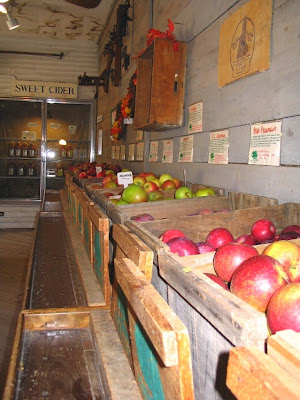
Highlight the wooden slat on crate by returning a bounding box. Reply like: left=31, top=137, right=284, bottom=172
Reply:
left=229, top=191, right=278, bottom=210
left=226, top=346, right=300, bottom=400
left=113, top=224, right=153, bottom=280
left=267, top=330, right=300, bottom=381
left=114, top=258, right=194, bottom=400
left=89, top=204, right=111, bottom=306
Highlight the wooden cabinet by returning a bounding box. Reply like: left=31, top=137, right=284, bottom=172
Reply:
left=134, top=38, right=187, bottom=131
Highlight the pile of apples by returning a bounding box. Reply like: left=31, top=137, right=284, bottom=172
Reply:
left=70, top=162, right=122, bottom=180
left=160, top=221, right=300, bottom=334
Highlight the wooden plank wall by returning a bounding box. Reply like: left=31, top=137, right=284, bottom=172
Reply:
left=96, top=0, right=300, bottom=204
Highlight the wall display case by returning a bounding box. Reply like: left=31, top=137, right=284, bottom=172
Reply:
left=0, top=99, right=95, bottom=200
left=134, top=38, right=187, bottom=131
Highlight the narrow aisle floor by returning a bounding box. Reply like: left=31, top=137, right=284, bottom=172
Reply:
left=0, top=229, right=35, bottom=398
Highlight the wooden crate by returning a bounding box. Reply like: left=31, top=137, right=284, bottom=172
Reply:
left=69, top=181, right=77, bottom=220
left=107, top=190, right=277, bottom=225
left=134, top=38, right=187, bottom=131
left=3, top=309, right=143, bottom=400
left=226, top=330, right=300, bottom=399
left=73, top=175, right=104, bottom=189
left=81, top=192, right=94, bottom=261
left=89, top=204, right=111, bottom=306
left=111, top=258, right=194, bottom=400
left=74, top=185, right=85, bottom=231
left=88, top=187, right=123, bottom=211
left=126, top=203, right=300, bottom=399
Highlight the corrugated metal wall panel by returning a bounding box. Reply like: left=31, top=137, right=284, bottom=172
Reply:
left=0, top=35, right=99, bottom=99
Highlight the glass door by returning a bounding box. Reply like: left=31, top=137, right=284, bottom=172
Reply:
left=0, top=99, right=43, bottom=200
left=45, top=101, right=95, bottom=190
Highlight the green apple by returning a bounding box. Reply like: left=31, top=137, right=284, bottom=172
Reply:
left=122, top=185, right=148, bottom=204
left=122, top=169, right=130, bottom=172
left=175, top=186, right=193, bottom=199
left=159, top=174, right=173, bottom=186
left=145, top=173, right=157, bottom=182
left=133, top=175, right=147, bottom=186
left=147, top=190, right=164, bottom=201
left=194, top=188, right=216, bottom=197
left=116, top=199, right=128, bottom=205
left=151, top=178, right=161, bottom=188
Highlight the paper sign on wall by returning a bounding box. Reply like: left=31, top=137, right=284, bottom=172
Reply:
left=22, top=131, right=36, bottom=141
left=248, top=121, right=281, bottom=166
left=97, top=130, right=103, bottom=155
left=111, top=146, right=116, bottom=159
left=178, top=135, right=194, bottom=162
left=117, top=171, right=133, bottom=188
left=136, top=130, right=143, bottom=141
left=149, top=141, right=158, bottom=162
left=136, top=142, right=144, bottom=161
left=162, top=140, right=173, bottom=163
left=188, top=102, right=203, bottom=134
left=128, top=144, right=135, bottom=161
left=208, top=130, right=229, bottom=164
left=120, top=145, right=126, bottom=160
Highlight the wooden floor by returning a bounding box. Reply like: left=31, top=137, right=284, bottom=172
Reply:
left=0, top=229, right=35, bottom=398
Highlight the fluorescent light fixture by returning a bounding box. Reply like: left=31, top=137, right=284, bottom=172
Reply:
left=0, top=0, right=9, bottom=3
left=59, top=139, right=67, bottom=146
left=0, top=4, right=7, bottom=12
left=6, top=13, right=19, bottom=30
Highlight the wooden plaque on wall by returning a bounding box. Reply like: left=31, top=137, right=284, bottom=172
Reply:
left=218, top=0, right=272, bottom=87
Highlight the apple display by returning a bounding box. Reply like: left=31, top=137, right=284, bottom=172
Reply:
left=151, top=178, right=161, bottom=188
left=160, top=229, right=186, bottom=243
left=206, top=228, right=234, bottom=249
left=172, top=177, right=181, bottom=189
left=103, top=180, right=118, bottom=189
left=131, top=213, right=155, bottom=222
left=96, top=171, right=106, bottom=178
left=159, top=174, right=173, bottom=186
left=214, top=243, right=259, bottom=282
left=143, top=181, right=159, bottom=193
left=262, top=240, right=300, bottom=282
left=278, top=231, right=300, bottom=240
left=79, top=172, right=88, bottom=179
left=175, top=186, right=193, bottom=199
left=194, top=188, right=216, bottom=197
left=267, top=283, right=300, bottom=334
left=145, top=173, right=157, bottom=182
left=230, top=255, right=290, bottom=312
left=147, top=190, right=164, bottom=202
left=161, top=180, right=176, bottom=191
left=195, top=242, right=215, bottom=254
left=105, top=169, right=115, bottom=175
left=122, top=185, right=148, bottom=204
left=251, top=219, right=276, bottom=243
left=204, top=273, right=230, bottom=291
left=235, top=234, right=258, bottom=245
left=166, top=237, right=199, bottom=257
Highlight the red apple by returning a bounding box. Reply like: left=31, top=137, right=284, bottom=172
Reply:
left=235, top=234, right=258, bottom=245
left=230, top=255, right=290, bottom=312
left=121, top=185, right=148, bottom=204
left=281, top=225, right=300, bottom=236
left=267, top=283, right=300, bottom=333
left=175, top=186, right=193, bottom=199
left=195, top=242, right=215, bottom=254
left=161, top=180, right=176, bottom=191
left=166, top=237, right=199, bottom=257
left=103, top=180, right=118, bottom=188
left=78, top=172, right=88, bottom=179
left=96, top=171, right=106, bottom=178
left=279, top=231, right=300, bottom=241
left=206, top=228, right=234, bottom=249
left=262, top=240, right=300, bottom=282
left=214, top=243, right=259, bottom=282
left=133, top=175, right=147, bottom=186
left=100, top=162, right=108, bottom=169
left=113, top=165, right=122, bottom=173
left=160, top=229, right=186, bottom=243
left=147, top=190, right=164, bottom=202
left=130, top=213, right=155, bottom=222
left=159, top=174, right=173, bottom=186
left=172, top=178, right=181, bottom=189
left=251, top=219, right=276, bottom=243
left=143, top=181, right=158, bottom=193
left=204, top=273, right=230, bottom=291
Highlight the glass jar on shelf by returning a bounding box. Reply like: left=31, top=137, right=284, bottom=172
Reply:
left=7, top=161, right=16, bottom=176
left=56, top=163, right=64, bottom=177
left=27, top=162, right=36, bottom=177
left=28, top=142, right=36, bottom=157
left=15, top=142, right=22, bottom=157
left=60, top=145, right=67, bottom=158
left=17, top=162, right=26, bottom=176
left=21, top=142, right=28, bottom=157
left=66, top=143, right=73, bottom=159
left=8, top=142, right=15, bottom=157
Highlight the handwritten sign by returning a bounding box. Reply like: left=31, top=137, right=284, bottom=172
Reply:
left=136, top=142, right=144, bottom=161
left=120, top=145, right=126, bottom=160
left=178, top=135, right=194, bottom=162
left=208, top=130, right=229, bottom=164
left=117, top=171, right=133, bottom=188
left=162, top=140, right=173, bottom=163
left=188, top=101, right=203, bottom=134
left=248, top=121, right=281, bottom=166
left=149, top=141, right=159, bottom=162
left=128, top=144, right=135, bottom=161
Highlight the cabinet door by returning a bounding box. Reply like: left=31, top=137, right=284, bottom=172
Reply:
left=46, top=102, right=92, bottom=190
left=0, top=99, right=42, bottom=199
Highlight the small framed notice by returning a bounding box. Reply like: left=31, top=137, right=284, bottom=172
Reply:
left=120, top=145, right=126, bottom=160
left=162, top=140, right=173, bottom=163
left=111, top=146, right=116, bottom=159
left=22, top=131, right=36, bottom=141
left=115, top=146, right=120, bottom=160
left=128, top=144, right=135, bottom=161
left=188, top=101, right=203, bottom=134
left=149, top=141, right=158, bottom=162
left=136, top=130, right=143, bottom=141
left=208, top=130, right=229, bottom=164
left=248, top=121, right=282, bottom=166
left=136, top=142, right=144, bottom=161
left=178, top=135, right=194, bottom=162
